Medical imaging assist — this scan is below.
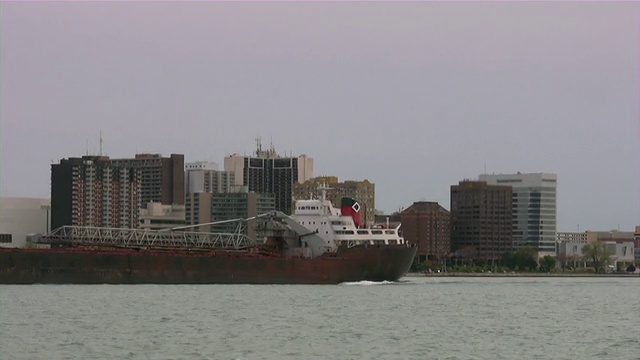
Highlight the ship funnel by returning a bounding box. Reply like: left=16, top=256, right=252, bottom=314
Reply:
left=340, top=197, right=363, bottom=228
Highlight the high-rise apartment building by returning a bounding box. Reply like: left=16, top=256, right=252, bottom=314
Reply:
left=224, top=144, right=313, bottom=215
left=450, top=180, right=513, bottom=263
left=400, top=202, right=450, bottom=264
left=51, top=156, right=141, bottom=229
left=51, top=153, right=185, bottom=230
left=185, top=162, right=235, bottom=194
left=479, top=173, right=557, bottom=256
left=293, top=176, right=375, bottom=224
left=111, top=153, right=184, bottom=206
left=111, top=154, right=184, bottom=206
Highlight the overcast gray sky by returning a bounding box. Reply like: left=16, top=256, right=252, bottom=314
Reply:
left=1, top=2, right=638, bottom=231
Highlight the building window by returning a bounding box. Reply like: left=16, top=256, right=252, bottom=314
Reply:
left=0, top=234, right=12, bottom=243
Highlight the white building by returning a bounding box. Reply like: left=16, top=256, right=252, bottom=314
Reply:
left=635, top=226, right=640, bottom=260
left=480, top=173, right=557, bottom=257
left=607, top=242, right=635, bottom=266
left=185, top=161, right=235, bottom=194
left=0, top=197, right=51, bottom=248
left=558, top=240, right=635, bottom=270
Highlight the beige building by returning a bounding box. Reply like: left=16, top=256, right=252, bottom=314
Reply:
left=138, top=202, right=186, bottom=230
left=0, top=198, right=51, bottom=248
left=185, top=161, right=235, bottom=194
left=557, top=230, right=634, bottom=246
left=185, top=193, right=213, bottom=232
left=556, top=231, right=597, bottom=244
left=293, top=176, right=375, bottom=225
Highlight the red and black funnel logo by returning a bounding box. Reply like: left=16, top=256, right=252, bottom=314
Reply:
left=340, top=197, right=363, bottom=228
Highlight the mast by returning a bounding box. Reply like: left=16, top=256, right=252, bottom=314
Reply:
left=317, top=182, right=332, bottom=215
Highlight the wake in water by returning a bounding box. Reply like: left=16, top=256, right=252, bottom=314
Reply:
left=339, top=280, right=398, bottom=286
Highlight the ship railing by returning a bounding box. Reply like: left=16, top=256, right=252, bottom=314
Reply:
left=40, top=225, right=256, bottom=250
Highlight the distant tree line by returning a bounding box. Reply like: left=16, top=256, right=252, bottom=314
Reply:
left=410, top=241, right=635, bottom=274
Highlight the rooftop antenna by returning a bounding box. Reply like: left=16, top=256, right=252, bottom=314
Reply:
left=256, top=136, right=262, bottom=155
left=85, top=138, right=89, bottom=156
left=99, top=130, right=103, bottom=156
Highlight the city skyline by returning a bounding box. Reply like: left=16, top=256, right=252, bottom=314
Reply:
left=1, top=2, right=638, bottom=231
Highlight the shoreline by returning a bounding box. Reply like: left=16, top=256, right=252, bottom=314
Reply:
left=404, top=272, right=640, bottom=278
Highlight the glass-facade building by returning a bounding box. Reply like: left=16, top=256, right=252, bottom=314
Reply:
left=480, top=173, right=557, bottom=256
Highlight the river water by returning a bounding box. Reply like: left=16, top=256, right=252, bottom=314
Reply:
left=1, top=277, right=638, bottom=359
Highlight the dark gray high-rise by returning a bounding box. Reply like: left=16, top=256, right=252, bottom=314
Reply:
left=450, top=180, right=513, bottom=263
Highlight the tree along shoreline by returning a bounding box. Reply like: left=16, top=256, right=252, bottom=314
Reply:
left=405, top=272, right=640, bottom=278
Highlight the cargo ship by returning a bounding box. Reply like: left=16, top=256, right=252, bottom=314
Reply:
left=0, top=195, right=416, bottom=284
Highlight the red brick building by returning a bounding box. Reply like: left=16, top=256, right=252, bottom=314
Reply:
left=400, top=202, right=450, bottom=264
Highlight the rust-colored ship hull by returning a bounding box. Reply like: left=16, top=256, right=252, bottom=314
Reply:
left=0, top=244, right=417, bottom=284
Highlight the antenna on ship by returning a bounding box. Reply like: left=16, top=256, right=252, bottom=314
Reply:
left=317, top=182, right=332, bottom=203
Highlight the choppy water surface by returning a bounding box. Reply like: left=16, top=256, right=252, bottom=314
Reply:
left=1, top=277, right=638, bottom=359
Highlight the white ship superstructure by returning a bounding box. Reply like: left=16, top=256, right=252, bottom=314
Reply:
left=292, top=197, right=405, bottom=248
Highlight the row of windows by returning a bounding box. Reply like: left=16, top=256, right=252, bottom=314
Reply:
left=297, top=206, right=320, bottom=210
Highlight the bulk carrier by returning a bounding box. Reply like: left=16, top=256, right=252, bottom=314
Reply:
left=0, top=196, right=416, bottom=284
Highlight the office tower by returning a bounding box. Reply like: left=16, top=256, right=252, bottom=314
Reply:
left=480, top=173, right=557, bottom=256
left=211, top=191, right=275, bottom=239
left=185, top=162, right=235, bottom=194
left=450, top=180, right=513, bottom=263
left=224, top=143, right=313, bottom=215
